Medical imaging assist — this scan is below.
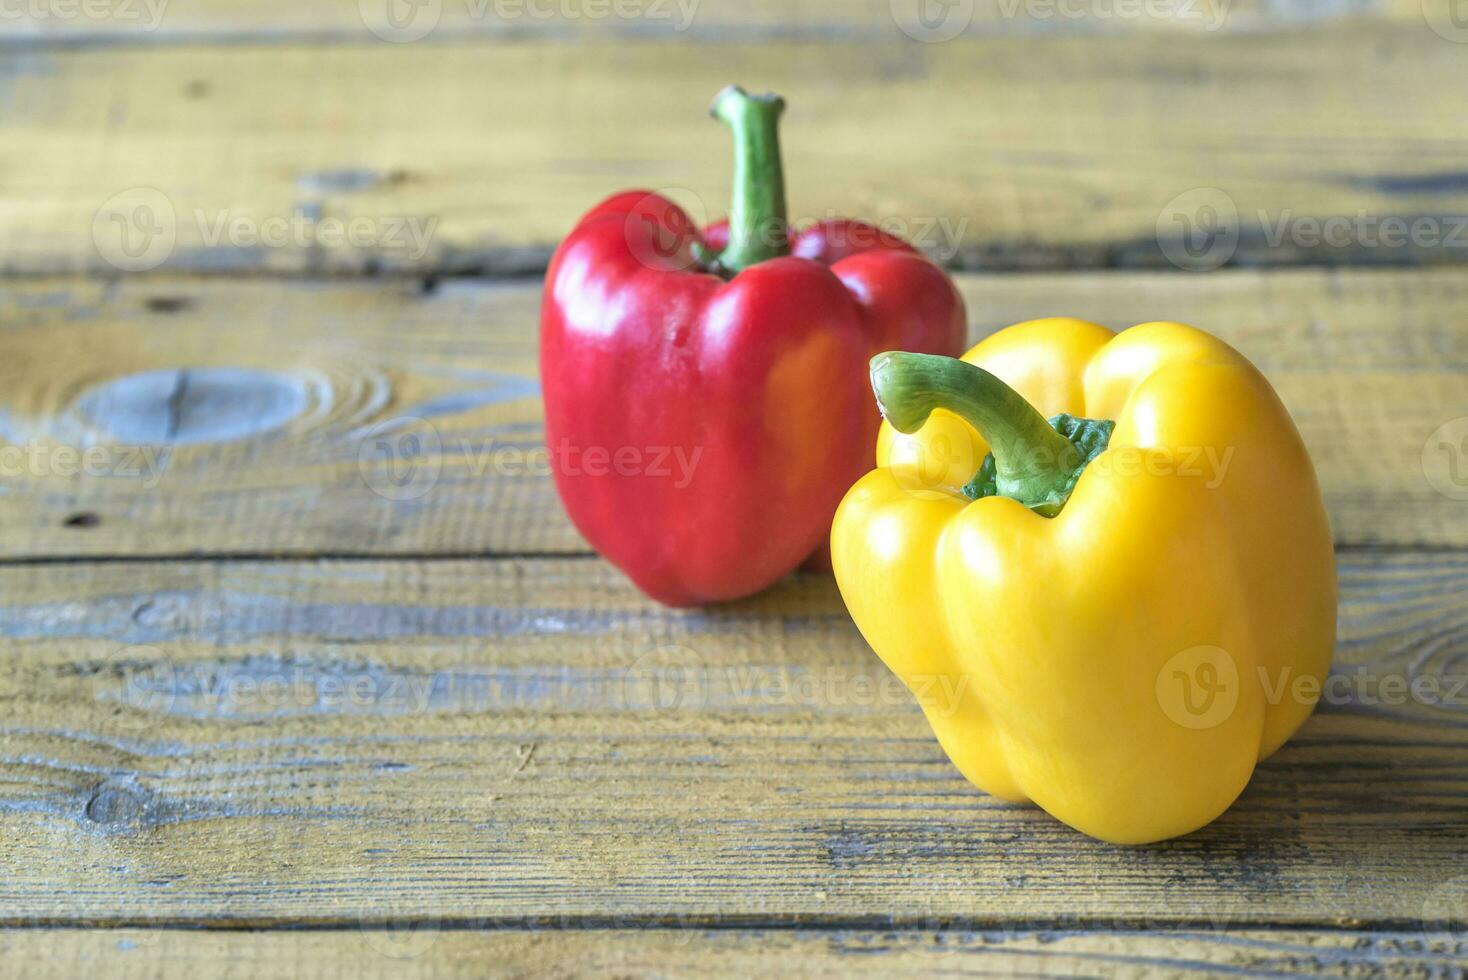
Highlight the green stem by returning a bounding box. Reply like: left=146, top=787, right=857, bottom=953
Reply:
left=708, top=85, right=789, bottom=274
left=870, top=352, right=1103, bottom=516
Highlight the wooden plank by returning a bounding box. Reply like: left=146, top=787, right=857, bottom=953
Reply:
left=0, top=927, right=1464, bottom=977
left=0, top=550, right=1464, bottom=926
left=0, top=276, right=552, bottom=556
left=5, top=24, right=1468, bottom=275
left=0, top=0, right=1437, bottom=46
left=0, top=269, right=1464, bottom=558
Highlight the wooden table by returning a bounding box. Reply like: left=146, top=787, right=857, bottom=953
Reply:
left=2, top=1, right=1467, bottom=975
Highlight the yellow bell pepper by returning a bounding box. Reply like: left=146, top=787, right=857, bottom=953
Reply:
left=831, top=318, right=1336, bottom=844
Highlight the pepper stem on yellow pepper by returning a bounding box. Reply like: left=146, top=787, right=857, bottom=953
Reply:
left=870, top=351, right=1114, bottom=517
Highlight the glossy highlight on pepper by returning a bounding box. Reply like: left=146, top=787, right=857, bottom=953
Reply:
left=831, top=317, right=1337, bottom=843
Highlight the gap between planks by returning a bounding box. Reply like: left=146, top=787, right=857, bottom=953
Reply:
left=0, top=541, right=1445, bottom=569
left=0, top=927, right=1463, bottom=979
left=0, top=915, right=1459, bottom=932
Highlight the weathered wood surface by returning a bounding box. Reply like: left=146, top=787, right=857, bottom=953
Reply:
left=5, top=23, right=1468, bottom=275
left=1, top=927, right=1464, bottom=977
left=5, top=0, right=1468, bottom=968
left=0, top=269, right=1463, bottom=558
left=0, top=550, right=1463, bottom=926
left=0, top=0, right=1440, bottom=45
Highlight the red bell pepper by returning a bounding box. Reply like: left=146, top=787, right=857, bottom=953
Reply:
left=540, top=86, right=966, bottom=606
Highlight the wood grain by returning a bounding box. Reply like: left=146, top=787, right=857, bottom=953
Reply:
left=1, top=927, right=1464, bottom=977
left=0, top=0, right=1440, bottom=45
left=0, top=269, right=1463, bottom=558
left=6, top=0, right=1465, bottom=966
left=5, top=23, right=1468, bottom=275
left=0, top=550, right=1464, bottom=927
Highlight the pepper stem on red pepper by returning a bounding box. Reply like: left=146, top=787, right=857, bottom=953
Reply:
left=706, top=85, right=790, bottom=275
left=870, top=351, right=1114, bottom=517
